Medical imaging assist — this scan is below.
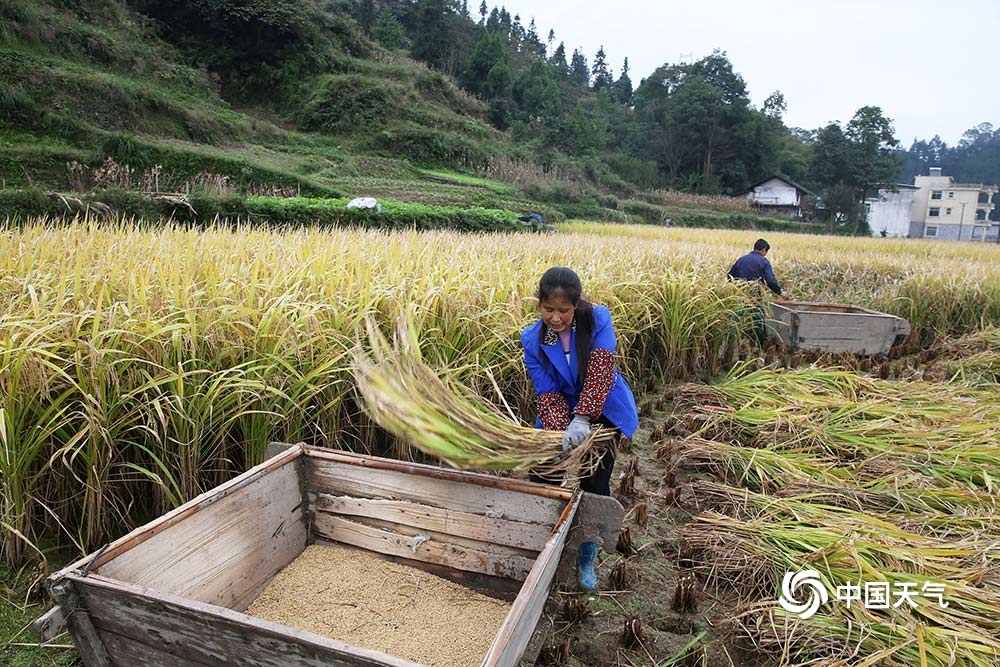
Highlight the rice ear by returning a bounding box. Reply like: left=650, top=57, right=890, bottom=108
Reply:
left=352, top=313, right=613, bottom=475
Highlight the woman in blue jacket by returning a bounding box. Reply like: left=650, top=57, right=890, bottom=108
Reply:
left=520, top=267, right=638, bottom=590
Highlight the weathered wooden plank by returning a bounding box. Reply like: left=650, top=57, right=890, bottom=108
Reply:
left=484, top=492, right=581, bottom=667
left=47, top=579, right=112, bottom=667
left=313, top=513, right=536, bottom=580
left=314, top=493, right=553, bottom=551
left=800, top=324, right=897, bottom=334
left=308, top=456, right=565, bottom=525
left=797, top=331, right=889, bottom=344
left=71, top=574, right=424, bottom=667
left=319, top=511, right=538, bottom=561
left=796, top=320, right=894, bottom=335
left=518, top=612, right=553, bottom=667
left=100, top=629, right=213, bottom=667
left=770, top=301, right=909, bottom=355
left=32, top=605, right=66, bottom=644
left=96, top=460, right=307, bottom=612
left=798, top=329, right=889, bottom=341
left=265, top=441, right=298, bottom=459
left=774, top=300, right=876, bottom=315
left=800, top=337, right=887, bottom=348
left=305, top=448, right=574, bottom=500
left=51, top=445, right=303, bottom=580
left=799, top=333, right=882, bottom=343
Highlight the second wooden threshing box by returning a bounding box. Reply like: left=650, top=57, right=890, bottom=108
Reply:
left=767, top=300, right=911, bottom=356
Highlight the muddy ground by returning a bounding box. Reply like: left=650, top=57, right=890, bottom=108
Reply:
left=528, top=388, right=750, bottom=667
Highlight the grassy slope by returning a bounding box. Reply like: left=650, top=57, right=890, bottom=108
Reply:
left=0, top=0, right=796, bottom=227
left=0, top=0, right=558, bottom=217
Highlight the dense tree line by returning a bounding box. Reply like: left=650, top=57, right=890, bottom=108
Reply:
left=130, top=0, right=997, bottom=232
left=351, top=1, right=925, bottom=232
left=900, top=123, right=1000, bottom=187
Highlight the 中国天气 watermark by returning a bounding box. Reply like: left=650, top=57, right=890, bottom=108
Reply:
left=778, top=570, right=949, bottom=620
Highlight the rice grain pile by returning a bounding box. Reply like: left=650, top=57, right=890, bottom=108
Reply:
left=247, top=544, right=512, bottom=667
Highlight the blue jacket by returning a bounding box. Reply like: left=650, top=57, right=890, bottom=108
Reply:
left=520, top=304, right=639, bottom=437
left=728, top=251, right=782, bottom=295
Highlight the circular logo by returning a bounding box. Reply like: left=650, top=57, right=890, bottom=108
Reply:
left=778, top=570, right=829, bottom=619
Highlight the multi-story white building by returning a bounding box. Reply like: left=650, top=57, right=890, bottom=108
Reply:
left=909, top=167, right=998, bottom=241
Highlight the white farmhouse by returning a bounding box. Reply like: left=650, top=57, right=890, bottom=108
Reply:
left=738, top=176, right=815, bottom=220
left=865, top=185, right=919, bottom=237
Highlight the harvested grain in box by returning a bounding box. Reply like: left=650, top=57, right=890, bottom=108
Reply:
left=248, top=544, right=512, bottom=667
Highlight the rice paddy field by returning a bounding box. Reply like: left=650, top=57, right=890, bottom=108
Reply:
left=2, top=217, right=1000, bottom=666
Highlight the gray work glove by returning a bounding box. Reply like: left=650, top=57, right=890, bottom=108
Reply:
left=561, top=415, right=591, bottom=453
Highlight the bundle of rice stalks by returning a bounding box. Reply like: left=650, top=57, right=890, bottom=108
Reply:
left=682, top=509, right=1000, bottom=603
left=352, top=314, right=615, bottom=474
left=942, top=350, right=1000, bottom=388
left=925, top=326, right=1000, bottom=361
left=731, top=603, right=1000, bottom=667
left=674, top=437, right=847, bottom=493
left=673, top=365, right=1000, bottom=492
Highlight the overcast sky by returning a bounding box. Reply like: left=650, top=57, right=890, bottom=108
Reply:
left=497, top=0, right=999, bottom=147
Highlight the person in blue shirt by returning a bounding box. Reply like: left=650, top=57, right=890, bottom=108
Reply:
left=727, top=239, right=788, bottom=346
left=520, top=267, right=638, bottom=591
left=727, top=238, right=787, bottom=297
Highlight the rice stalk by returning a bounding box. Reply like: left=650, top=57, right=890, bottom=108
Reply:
left=2, top=217, right=999, bottom=572
left=352, top=313, right=615, bottom=474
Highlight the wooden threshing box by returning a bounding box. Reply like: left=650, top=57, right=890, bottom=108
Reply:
left=38, top=444, right=622, bottom=667
left=767, top=300, right=911, bottom=356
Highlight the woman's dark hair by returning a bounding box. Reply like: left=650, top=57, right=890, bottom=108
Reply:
left=536, top=267, right=595, bottom=388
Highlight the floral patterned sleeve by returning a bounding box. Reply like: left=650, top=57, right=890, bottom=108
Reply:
left=574, top=348, right=615, bottom=419
left=537, top=392, right=571, bottom=431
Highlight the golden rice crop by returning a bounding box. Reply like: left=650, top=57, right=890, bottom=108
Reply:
left=670, top=362, right=1000, bottom=666
left=1, top=215, right=999, bottom=571
left=352, top=313, right=615, bottom=473
left=0, top=218, right=748, bottom=564
left=675, top=365, right=1000, bottom=490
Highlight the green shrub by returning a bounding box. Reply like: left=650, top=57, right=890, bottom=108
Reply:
left=605, top=154, right=660, bottom=190
left=555, top=202, right=629, bottom=223
left=0, top=83, right=33, bottom=115
left=0, top=189, right=535, bottom=233
left=414, top=69, right=485, bottom=118
left=297, top=74, right=401, bottom=133
left=245, top=196, right=524, bottom=232
left=0, top=143, right=89, bottom=188
left=0, top=188, right=56, bottom=219
left=622, top=199, right=664, bottom=224
left=664, top=210, right=827, bottom=234
left=373, top=123, right=490, bottom=170
left=187, top=194, right=250, bottom=222
left=521, top=180, right=584, bottom=205
left=98, top=133, right=153, bottom=168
